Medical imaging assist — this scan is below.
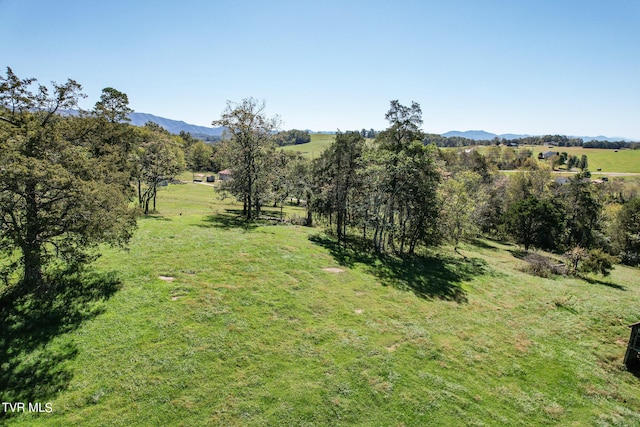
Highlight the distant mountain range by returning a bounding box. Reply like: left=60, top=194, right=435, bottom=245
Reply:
left=441, top=130, right=637, bottom=143
left=77, top=111, right=637, bottom=143
left=128, top=113, right=224, bottom=137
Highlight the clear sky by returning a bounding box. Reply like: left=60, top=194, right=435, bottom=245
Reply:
left=1, top=0, right=639, bottom=139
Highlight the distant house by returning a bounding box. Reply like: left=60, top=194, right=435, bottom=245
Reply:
left=538, top=151, right=558, bottom=160
left=218, top=169, right=232, bottom=181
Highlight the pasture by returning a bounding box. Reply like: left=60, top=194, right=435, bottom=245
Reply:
left=3, top=183, right=640, bottom=426
left=529, top=146, right=640, bottom=174
left=280, top=133, right=335, bottom=158
left=283, top=137, right=640, bottom=174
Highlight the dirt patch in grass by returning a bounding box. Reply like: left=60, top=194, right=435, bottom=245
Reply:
left=159, top=276, right=175, bottom=281
left=322, top=267, right=344, bottom=273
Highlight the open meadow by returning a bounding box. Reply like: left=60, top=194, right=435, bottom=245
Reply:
left=284, top=136, right=640, bottom=175
left=3, top=182, right=640, bottom=426
left=475, top=145, right=640, bottom=175
left=280, top=134, right=336, bottom=158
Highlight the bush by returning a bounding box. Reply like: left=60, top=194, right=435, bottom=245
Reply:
left=521, top=253, right=566, bottom=278
left=580, top=249, right=618, bottom=276
left=288, top=215, right=308, bottom=226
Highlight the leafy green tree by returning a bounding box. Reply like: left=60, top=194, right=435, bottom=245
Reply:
left=505, top=195, right=564, bottom=251
left=580, top=248, right=617, bottom=276
left=0, top=67, right=137, bottom=288
left=274, top=129, right=311, bottom=146
left=559, top=173, right=603, bottom=250
left=94, top=87, right=133, bottom=123
left=213, top=98, right=279, bottom=220
left=361, top=101, right=441, bottom=254
left=612, top=197, right=640, bottom=265
left=188, top=140, right=214, bottom=172
left=577, top=154, right=588, bottom=171
left=312, top=131, right=364, bottom=243
left=440, top=171, right=484, bottom=250
left=132, top=126, right=186, bottom=214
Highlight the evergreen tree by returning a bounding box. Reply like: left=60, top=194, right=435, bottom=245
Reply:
left=0, top=67, right=137, bottom=288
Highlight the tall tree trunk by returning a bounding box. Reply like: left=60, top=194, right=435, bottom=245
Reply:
left=247, top=178, right=253, bottom=220
left=23, top=244, right=43, bottom=288
left=305, top=191, right=313, bottom=227
left=23, top=180, right=43, bottom=287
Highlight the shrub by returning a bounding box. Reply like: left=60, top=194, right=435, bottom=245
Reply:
left=580, top=249, right=618, bottom=276
left=521, top=253, right=566, bottom=278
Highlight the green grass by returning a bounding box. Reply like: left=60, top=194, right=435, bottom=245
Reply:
left=280, top=133, right=335, bottom=158
left=291, top=139, right=640, bottom=173
left=530, top=146, right=640, bottom=174
left=471, top=145, right=640, bottom=174
left=3, top=183, right=640, bottom=426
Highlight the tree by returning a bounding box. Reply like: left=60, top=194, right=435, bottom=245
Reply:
left=577, top=154, right=588, bottom=171
left=213, top=98, right=279, bottom=220
left=312, top=131, right=364, bottom=243
left=559, top=173, right=603, bottom=250
left=0, top=67, right=136, bottom=288
left=188, top=140, right=214, bottom=172
left=286, top=156, right=314, bottom=226
left=273, top=129, right=311, bottom=146
left=580, top=249, right=617, bottom=276
left=612, top=197, right=640, bottom=265
left=505, top=195, right=564, bottom=251
left=132, top=125, right=185, bottom=214
left=440, top=171, right=484, bottom=250
left=93, top=87, right=133, bottom=123
left=363, top=100, right=441, bottom=254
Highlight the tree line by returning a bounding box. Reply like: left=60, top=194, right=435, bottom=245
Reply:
left=427, top=133, right=639, bottom=149
left=214, top=97, right=640, bottom=273
left=2, top=66, right=639, bottom=292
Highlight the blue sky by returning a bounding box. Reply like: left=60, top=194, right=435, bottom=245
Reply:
left=1, top=0, right=639, bottom=139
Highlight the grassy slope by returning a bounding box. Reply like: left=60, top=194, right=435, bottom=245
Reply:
left=7, top=183, right=640, bottom=426
left=280, top=134, right=335, bottom=158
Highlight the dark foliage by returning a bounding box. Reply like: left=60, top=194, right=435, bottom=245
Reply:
left=0, top=270, right=121, bottom=419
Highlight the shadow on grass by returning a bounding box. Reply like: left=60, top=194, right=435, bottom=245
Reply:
left=0, top=269, right=121, bottom=419
left=197, top=208, right=291, bottom=231
left=144, top=214, right=172, bottom=221
left=310, top=235, right=488, bottom=303
left=469, top=238, right=501, bottom=251
left=198, top=209, right=260, bottom=231
left=578, top=274, right=626, bottom=291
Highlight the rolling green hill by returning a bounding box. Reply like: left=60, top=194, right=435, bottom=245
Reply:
left=4, top=183, right=640, bottom=426
left=280, top=133, right=335, bottom=158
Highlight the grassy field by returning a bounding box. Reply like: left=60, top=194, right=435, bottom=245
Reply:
left=3, top=183, right=640, bottom=426
left=469, top=145, right=640, bottom=174
left=284, top=137, right=640, bottom=174
left=530, top=146, right=640, bottom=174
left=280, top=133, right=335, bottom=158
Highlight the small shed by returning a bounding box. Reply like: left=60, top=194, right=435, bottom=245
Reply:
left=624, top=321, right=640, bottom=370
left=206, top=175, right=215, bottom=183
left=218, top=169, right=232, bottom=181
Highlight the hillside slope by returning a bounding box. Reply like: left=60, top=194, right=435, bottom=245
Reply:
left=6, top=183, right=640, bottom=426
